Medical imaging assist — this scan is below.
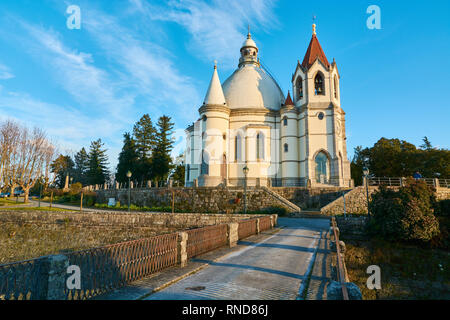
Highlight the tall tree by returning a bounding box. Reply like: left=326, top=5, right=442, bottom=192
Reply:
left=50, top=154, right=75, bottom=189
left=116, top=132, right=139, bottom=183
left=420, top=136, right=433, bottom=151
left=87, top=139, right=110, bottom=185
left=151, top=115, right=175, bottom=182
left=73, top=148, right=89, bottom=186
left=133, top=114, right=157, bottom=181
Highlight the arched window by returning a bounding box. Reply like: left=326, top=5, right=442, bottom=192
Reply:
left=296, top=77, right=303, bottom=100
left=256, top=132, right=264, bottom=160
left=334, top=75, right=338, bottom=99
left=235, top=134, right=242, bottom=162
left=314, top=73, right=325, bottom=95
left=284, top=143, right=289, bottom=153
left=283, top=116, right=288, bottom=126
left=315, top=151, right=329, bottom=183
left=201, top=150, right=209, bottom=175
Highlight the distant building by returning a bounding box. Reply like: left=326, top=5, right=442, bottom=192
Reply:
left=185, top=24, right=352, bottom=188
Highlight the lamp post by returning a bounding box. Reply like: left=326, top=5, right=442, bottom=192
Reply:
left=363, top=167, right=370, bottom=219
left=243, top=166, right=249, bottom=214
left=126, top=171, right=132, bottom=212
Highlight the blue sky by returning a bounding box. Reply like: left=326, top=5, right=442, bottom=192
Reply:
left=0, top=0, right=449, bottom=171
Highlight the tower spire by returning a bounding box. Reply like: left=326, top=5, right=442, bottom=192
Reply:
left=312, top=15, right=317, bottom=35
left=203, top=62, right=226, bottom=106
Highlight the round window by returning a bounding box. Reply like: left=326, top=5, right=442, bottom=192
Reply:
left=318, top=112, right=324, bottom=120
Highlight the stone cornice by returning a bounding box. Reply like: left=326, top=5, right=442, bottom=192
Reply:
left=230, top=108, right=279, bottom=117
left=198, top=104, right=231, bottom=115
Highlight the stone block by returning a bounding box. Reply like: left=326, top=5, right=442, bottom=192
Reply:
left=177, top=232, right=188, bottom=267
left=227, top=223, right=239, bottom=248
left=326, top=281, right=362, bottom=300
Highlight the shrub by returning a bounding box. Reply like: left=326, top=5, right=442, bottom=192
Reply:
left=367, top=179, right=440, bottom=243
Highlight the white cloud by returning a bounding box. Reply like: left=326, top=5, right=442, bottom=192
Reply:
left=82, top=8, right=200, bottom=118
left=0, top=63, right=14, bottom=80
left=0, top=90, right=123, bottom=169
left=130, top=0, right=280, bottom=69
left=18, top=22, right=135, bottom=123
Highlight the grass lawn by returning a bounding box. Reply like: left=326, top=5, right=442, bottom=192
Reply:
left=344, top=238, right=450, bottom=299
left=0, top=206, right=75, bottom=212
left=0, top=198, right=27, bottom=206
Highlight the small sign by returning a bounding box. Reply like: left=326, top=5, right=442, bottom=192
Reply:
left=108, top=198, right=116, bottom=207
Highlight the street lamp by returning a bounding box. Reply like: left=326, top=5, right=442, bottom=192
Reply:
left=363, top=167, right=370, bottom=219
left=126, top=171, right=132, bottom=212
left=243, top=166, right=249, bottom=214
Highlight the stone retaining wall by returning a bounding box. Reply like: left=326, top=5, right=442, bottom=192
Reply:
left=96, top=187, right=297, bottom=214
left=269, top=187, right=352, bottom=209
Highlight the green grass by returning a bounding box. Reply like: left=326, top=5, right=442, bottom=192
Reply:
left=0, top=206, right=75, bottom=212
left=0, top=198, right=27, bottom=206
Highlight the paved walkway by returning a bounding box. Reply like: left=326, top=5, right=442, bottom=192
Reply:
left=145, top=218, right=330, bottom=300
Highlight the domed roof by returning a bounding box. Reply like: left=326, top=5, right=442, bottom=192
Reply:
left=222, top=64, right=285, bottom=111
left=242, top=36, right=257, bottom=49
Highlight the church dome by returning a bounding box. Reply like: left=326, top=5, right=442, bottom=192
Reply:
left=222, top=64, right=285, bottom=111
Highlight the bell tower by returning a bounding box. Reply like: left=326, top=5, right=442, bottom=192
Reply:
left=292, top=24, right=352, bottom=187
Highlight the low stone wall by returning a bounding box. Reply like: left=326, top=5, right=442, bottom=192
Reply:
left=335, top=216, right=368, bottom=239
left=436, top=187, right=450, bottom=201
left=320, top=187, right=379, bottom=216
left=0, top=210, right=264, bottom=230
left=321, top=185, right=450, bottom=216
left=96, top=187, right=297, bottom=214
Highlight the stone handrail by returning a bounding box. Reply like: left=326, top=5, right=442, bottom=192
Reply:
left=260, top=186, right=301, bottom=213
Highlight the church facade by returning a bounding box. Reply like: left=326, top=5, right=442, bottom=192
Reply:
left=184, top=25, right=352, bottom=188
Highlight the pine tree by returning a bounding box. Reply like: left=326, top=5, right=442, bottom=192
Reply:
left=151, top=115, right=175, bottom=182
left=50, top=155, right=75, bottom=189
left=87, top=139, right=110, bottom=185
left=133, top=114, right=156, bottom=181
left=74, top=147, right=89, bottom=186
left=420, top=136, right=433, bottom=151
left=116, top=132, right=139, bottom=183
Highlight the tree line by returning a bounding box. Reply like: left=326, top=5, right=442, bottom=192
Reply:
left=351, top=137, right=450, bottom=185
left=115, top=114, right=183, bottom=185
left=50, top=113, right=184, bottom=189
left=0, top=120, right=56, bottom=202
left=50, top=139, right=110, bottom=188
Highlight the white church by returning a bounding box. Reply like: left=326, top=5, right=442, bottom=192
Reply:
left=184, top=25, right=352, bottom=188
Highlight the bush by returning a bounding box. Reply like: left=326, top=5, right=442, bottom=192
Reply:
left=367, top=179, right=440, bottom=243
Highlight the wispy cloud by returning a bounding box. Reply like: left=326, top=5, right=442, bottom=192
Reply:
left=0, top=89, right=123, bottom=164
left=130, top=0, right=280, bottom=69
left=82, top=9, right=200, bottom=115
left=18, top=22, right=135, bottom=122
left=0, top=63, right=14, bottom=80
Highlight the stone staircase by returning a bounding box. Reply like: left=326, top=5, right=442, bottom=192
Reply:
left=260, top=187, right=301, bottom=213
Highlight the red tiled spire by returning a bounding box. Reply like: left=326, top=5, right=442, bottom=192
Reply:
left=301, top=33, right=330, bottom=70
left=285, top=91, right=293, bottom=106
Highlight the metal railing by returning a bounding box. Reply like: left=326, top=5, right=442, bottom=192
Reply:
left=368, top=177, right=449, bottom=188
left=0, top=216, right=275, bottom=300
left=259, top=216, right=272, bottom=232
left=65, top=233, right=178, bottom=300
left=238, top=219, right=258, bottom=240
left=186, top=224, right=228, bottom=259
left=0, top=257, right=47, bottom=300
left=331, top=217, right=349, bottom=300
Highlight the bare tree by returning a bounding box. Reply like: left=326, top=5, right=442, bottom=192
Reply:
left=0, top=120, right=21, bottom=193
left=0, top=120, right=55, bottom=202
